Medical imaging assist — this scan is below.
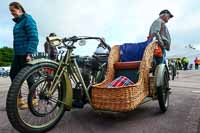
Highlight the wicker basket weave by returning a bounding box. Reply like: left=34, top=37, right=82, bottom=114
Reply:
left=91, top=41, right=157, bottom=112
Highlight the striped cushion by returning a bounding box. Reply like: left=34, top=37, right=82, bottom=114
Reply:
left=107, top=76, right=134, bottom=88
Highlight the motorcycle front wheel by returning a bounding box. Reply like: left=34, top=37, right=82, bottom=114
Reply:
left=6, top=62, right=66, bottom=133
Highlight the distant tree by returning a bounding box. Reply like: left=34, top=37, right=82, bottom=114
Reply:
left=0, top=47, right=13, bottom=66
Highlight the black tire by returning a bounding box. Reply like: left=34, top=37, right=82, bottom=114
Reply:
left=156, top=66, right=169, bottom=112
left=6, top=63, right=66, bottom=133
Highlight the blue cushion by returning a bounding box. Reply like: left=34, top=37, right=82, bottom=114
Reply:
left=120, top=39, right=152, bottom=62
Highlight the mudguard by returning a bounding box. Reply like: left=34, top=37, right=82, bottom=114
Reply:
left=28, top=58, right=73, bottom=110
left=27, top=58, right=59, bottom=66
left=155, top=64, right=169, bottom=88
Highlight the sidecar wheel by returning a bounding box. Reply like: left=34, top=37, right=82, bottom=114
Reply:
left=155, top=64, right=170, bottom=112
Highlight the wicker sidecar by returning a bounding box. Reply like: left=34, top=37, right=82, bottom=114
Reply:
left=91, top=40, right=170, bottom=112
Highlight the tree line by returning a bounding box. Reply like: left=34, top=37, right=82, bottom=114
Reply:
left=0, top=47, right=13, bottom=66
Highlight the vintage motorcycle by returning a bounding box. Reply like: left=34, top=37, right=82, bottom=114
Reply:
left=6, top=35, right=170, bottom=133
left=6, top=36, right=110, bottom=133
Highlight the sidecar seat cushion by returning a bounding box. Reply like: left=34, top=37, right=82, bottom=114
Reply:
left=114, top=61, right=140, bottom=83
left=115, top=69, right=139, bottom=83
left=114, top=61, right=141, bottom=70
left=120, top=39, right=152, bottom=62
left=107, top=76, right=134, bottom=88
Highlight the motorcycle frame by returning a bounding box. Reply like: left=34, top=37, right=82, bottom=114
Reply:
left=46, top=44, right=91, bottom=109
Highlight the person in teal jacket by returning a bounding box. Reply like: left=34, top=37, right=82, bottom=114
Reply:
left=9, top=2, right=39, bottom=109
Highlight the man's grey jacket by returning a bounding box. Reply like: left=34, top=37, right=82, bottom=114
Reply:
left=149, top=18, right=171, bottom=51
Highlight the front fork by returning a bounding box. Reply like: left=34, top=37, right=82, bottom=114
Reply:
left=47, top=52, right=73, bottom=109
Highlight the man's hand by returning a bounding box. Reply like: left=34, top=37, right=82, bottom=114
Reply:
left=26, top=54, right=32, bottom=62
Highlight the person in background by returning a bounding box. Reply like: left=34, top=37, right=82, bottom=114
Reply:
left=182, top=57, right=189, bottom=70
left=176, top=58, right=182, bottom=70
left=44, top=33, right=58, bottom=88
left=189, top=64, right=193, bottom=70
left=149, top=9, right=173, bottom=64
left=194, top=57, right=199, bottom=70
left=44, top=33, right=58, bottom=60
left=9, top=2, right=39, bottom=109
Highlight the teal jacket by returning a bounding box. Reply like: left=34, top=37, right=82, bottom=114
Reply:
left=13, top=13, right=39, bottom=55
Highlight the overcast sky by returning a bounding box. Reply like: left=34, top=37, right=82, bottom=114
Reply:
left=0, top=0, right=200, bottom=55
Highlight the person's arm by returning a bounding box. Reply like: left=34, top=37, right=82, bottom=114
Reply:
left=149, top=19, right=165, bottom=47
left=24, top=15, right=39, bottom=55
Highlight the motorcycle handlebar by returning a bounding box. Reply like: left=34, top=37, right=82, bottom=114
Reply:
left=62, top=36, right=111, bottom=51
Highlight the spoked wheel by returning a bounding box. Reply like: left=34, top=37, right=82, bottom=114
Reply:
left=155, top=65, right=170, bottom=112
left=6, top=63, right=66, bottom=133
left=28, top=77, right=62, bottom=117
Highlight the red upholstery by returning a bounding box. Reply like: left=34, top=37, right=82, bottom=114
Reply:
left=114, top=61, right=141, bottom=70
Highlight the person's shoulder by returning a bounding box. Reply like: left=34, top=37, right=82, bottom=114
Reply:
left=24, top=14, right=36, bottom=22
left=151, top=18, right=160, bottom=26
left=24, top=14, right=31, bottom=19
left=153, top=18, right=163, bottom=23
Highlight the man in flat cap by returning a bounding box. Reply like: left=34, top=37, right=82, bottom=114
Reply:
left=149, top=9, right=173, bottom=64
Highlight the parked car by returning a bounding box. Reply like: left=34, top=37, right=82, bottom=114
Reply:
left=0, top=68, right=9, bottom=77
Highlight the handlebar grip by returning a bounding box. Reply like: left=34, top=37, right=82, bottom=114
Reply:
left=102, top=42, right=111, bottom=51
left=105, top=44, right=111, bottom=51
left=63, top=36, right=78, bottom=42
